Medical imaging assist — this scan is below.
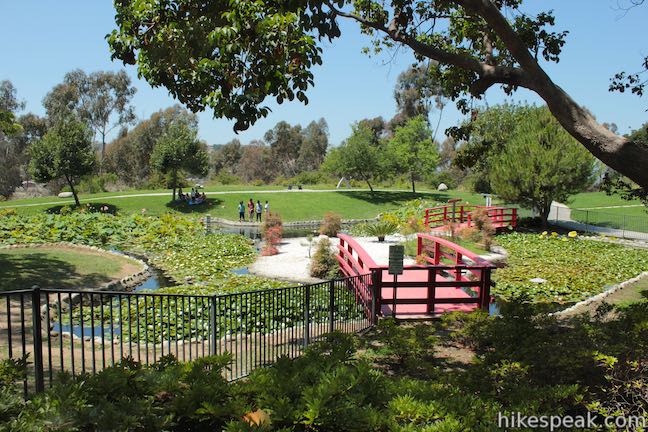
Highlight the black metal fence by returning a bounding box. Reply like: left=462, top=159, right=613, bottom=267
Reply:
left=0, top=274, right=373, bottom=395
left=551, top=205, right=648, bottom=240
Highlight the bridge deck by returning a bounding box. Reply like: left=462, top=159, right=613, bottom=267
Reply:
left=337, top=232, right=495, bottom=320
left=378, top=269, right=477, bottom=317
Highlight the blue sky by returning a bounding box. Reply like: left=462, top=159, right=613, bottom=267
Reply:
left=1, top=1, right=645, bottom=146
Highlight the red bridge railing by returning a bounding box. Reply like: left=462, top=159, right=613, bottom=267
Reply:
left=336, top=233, right=495, bottom=318
left=424, top=204, right=517, bottom=230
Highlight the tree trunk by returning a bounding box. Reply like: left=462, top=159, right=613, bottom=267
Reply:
left=366, top=180, right=374, bottom=192
left=334, top=1, right=648, bottom=190
left=411, top=173, right=416, bottom=194
left=65, top=174, right=80, bottom=207
left=99, top=130, right=106, bottom=174
left=171, top=170, right=177, bottom=201
left=540, top=205, right=551, bottom=229
left=465, top=0, right=648, bottom=190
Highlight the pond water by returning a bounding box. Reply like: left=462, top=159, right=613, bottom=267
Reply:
left=209, top=223, right=321, bottom=240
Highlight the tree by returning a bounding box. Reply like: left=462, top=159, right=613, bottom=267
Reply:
left=105, top=105, right=197, bottom=185
left=322, top=123, right=385, bottom=192
left=489, top=107, right=595, bottom=226
left=237, top=143, right=275, bottom=183
left=0, top=81, right=27, bottom=198
left=390, top=64, right=447, bottom=138
left=455, top=103, right=536, bottom=192
left=387, top=116, right=439, bottom=193
left=28, top=116, right=96, bottom=206
left=43, top=69, right=136, bottom=162
left=297, top=118, right=329, bottom=171
left=264, top=121, right=303, bottom=177
left=108, top=1, right=648, bottom=191
left=150, top=122, right=208, bottom=201
left=212, top=139, right=243, bottom=174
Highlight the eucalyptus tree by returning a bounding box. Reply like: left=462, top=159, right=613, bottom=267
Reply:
left=108, top=0, right=648, bottom=190
left=43, top=69, right=136, bottom=162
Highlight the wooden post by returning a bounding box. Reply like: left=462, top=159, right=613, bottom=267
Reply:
left=392, top=274, right=398, bottom=318
left=481, top=268, right=492, bottom=311
left=371, top=269, right=382, bottom=323
left=433, top=241, right=440, bottom=265
left=427, top=268, right=436, bottom=315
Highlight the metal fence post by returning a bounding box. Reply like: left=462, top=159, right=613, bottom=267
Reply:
left=31, top=288, right=45, bottom=392
left=210, top=295, right=218, bottom=356
left=304, top=285, right=311, bottom=347
left=328, top=280, right=335, bottom=334
left=370, top=269, right=381, bottom=325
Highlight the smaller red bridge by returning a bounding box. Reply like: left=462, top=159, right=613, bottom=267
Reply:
left=336, top=233, right=496, bottom=319
left=424, top=203, right=517, bottom=231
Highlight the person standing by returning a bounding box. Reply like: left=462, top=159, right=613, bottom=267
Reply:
left=264, top=200, right=269, bottom=215
left=255, top=200, right=262, bottom=222
left=248, top=198, right=255, bottom=221
left=238, top=201, right=245, bottom=222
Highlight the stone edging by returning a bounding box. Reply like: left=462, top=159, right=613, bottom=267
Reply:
left=0, top=242, right=151, bottom=292
left=204, top=216, right=378, bottom=228
left=551, top=271, right=648, bottom=317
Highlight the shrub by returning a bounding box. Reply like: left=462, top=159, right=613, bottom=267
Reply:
left=400, top=215, right=427, bottom=235
left=292, top=170, right=329, bottom=185
left=364, top=220, right=399, bottom=241
left=457, top=226, right=481, bottom=243
left=310, top=237, right=340, bottom=278
left=0, top=208, right=17, bottom=217
left=212, top=171, right=241, bottom=185
left=319, top=211, right=342, bottom=237
left=261, top=212, right=283, bottom=256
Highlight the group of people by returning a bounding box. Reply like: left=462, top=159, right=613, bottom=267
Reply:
left=239, top=198, right=269, bottom=222
left=178, top=188, right=206, bottom=205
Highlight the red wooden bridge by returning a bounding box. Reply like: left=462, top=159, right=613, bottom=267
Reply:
left=336, top=204, right=517, bottom=319
left=424, top=203, right=517, bottom=231
left=336, top=233, right=495, bottom=319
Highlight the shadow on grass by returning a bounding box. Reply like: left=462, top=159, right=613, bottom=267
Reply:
left=336, top=190, right=450, bottom=205
left=0, top=252, right=113, bottom=291
left=165, top=197, right=223, bottom=214
left=44, top=203, right=119, bottom=215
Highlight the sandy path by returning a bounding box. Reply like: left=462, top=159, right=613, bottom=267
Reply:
left=249, top=234, right=416, bottom=282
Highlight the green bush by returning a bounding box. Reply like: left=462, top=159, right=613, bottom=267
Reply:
left=212, top=171, right=241, bottom=185
left=319, top=212, right=342, bottom=237
left=291, top=170, right=329, bottom=185
left=310, top=237, right=340, bottom=279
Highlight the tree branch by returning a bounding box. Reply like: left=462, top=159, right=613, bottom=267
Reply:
left=325, top=2, right=534, bottom=96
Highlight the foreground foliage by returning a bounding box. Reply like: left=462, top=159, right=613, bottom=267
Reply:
left=3, top=299, right=647, bottom=431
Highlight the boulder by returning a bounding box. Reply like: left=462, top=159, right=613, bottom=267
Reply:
left=58, top=191, right=74, bottom=198
left=437, top=183, right=448, bottom=191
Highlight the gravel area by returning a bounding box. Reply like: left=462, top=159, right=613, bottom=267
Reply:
left=248, top=234, right=416, bottom=283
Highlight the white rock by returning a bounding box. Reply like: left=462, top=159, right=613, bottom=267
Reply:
left=58, top=191, right=74, bottom=198
left=437, top=183, right=448, bottom=191
left=529, top=277, right=547, bottom=283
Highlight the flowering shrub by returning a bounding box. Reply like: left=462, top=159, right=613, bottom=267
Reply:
left=261, top=212, right=283, bottom=256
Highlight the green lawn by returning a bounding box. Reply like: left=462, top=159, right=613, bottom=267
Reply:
left=568, top=192, right=646, bottom=214
left=560, top=192, right=648, bottom=233
left=609, top=277, right=648, bottom=307
left=1, top=189, right=493, bottom=221
left=0, top=246, right=139, bottom=291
